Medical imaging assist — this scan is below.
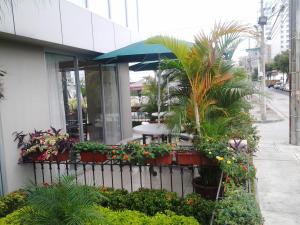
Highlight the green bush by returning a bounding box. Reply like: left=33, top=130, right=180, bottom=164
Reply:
left=0, top=207, right=200, bottom=225
left=0, top=191, right=27, bottom=218
left=179, top=193, right=215, bottom=225
left=215, top=188, right=263, bottom=225
left=128, top=189, right=180, bottom=216
left=97, top=187, right=129, bottom=210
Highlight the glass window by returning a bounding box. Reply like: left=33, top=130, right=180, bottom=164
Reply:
left=88, top=0, right=109, bottom=19
left=126, top=0, right=138, bottom=30
left=110, top=0, right=127, bottom=26
left=67, top=0, right=87, bottom=8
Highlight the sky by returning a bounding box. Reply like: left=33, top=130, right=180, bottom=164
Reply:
left=131, top=0, right=261, bottom=82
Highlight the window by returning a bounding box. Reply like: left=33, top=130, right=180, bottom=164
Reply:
left=45, top=53, right=122, bottom=144
left=88, top=0, right=109, bottom=19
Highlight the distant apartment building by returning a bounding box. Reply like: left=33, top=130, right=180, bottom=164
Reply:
left=0, top=0, right=140, bottom=194
left=265, top=0, right=289, bottom=58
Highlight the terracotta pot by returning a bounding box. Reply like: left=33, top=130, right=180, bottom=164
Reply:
left=50, top=150, right=70, bottom=162
left=176, top=151, right=202, bottom=165
left=80, top=152, right=107, bottom=163
left=146, top=153, right=172, bottom=166
left=192, top=177, right=222, bottom=200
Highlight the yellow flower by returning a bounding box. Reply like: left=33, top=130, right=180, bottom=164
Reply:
left=232, top=157, right=235, bottom=160
left=227, top=160, right=232, bottom=164
left=209, top=151, right=212, bottom=155
left=216, top=156, right=224, bottom=161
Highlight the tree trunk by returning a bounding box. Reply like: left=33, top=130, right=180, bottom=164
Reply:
left=194, top=99, right=201, bottom=136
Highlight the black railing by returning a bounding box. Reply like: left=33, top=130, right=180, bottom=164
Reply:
left=29, top=159, right=207, bottom=198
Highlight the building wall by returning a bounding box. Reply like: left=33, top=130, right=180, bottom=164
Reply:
left=0, top=0, right=141, bottom=53
left=0, top=40, right=54, bottom=193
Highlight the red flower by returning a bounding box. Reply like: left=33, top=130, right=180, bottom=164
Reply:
left=242, top=165, right=248, bottom=171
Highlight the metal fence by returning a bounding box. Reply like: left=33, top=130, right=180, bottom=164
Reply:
left=29, top=159, right=208, bottom=198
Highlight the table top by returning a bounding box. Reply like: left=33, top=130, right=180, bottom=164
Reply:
left=151, top=112, right=174, bottom=117
left=132, top=123, right=170, bottom=135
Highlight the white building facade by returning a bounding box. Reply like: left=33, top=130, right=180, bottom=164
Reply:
left=0, top=0, right=140, bottom=194
left=265, top=0, right=289, bottom=58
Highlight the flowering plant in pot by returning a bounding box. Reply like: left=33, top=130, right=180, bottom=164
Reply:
left=108, top=142, right=145, bottom=164
left=176, top=147, right=203, bottom=165
left=14, top=127, right=73, bottom=162
left=73, top=142, right=108, bottom=163
left=144, top=143, right=174, bottom=165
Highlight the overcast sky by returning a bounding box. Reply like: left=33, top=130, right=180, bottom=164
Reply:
left=138, top=0, right=261, bottom=59
left=131, top=0, right=261, bottom=82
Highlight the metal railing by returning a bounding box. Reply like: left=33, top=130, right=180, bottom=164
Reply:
left=29, top=159, right=205, bottom=198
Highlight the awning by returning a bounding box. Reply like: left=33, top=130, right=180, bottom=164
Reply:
left=94, top=41, right=176, bottom=64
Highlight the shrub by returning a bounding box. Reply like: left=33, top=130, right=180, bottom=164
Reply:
left=178, top=193, right=215, bottom=225
left=73, top=142, right=107, bottom=153
left=0, top=207, right=200, bottom=225
left=215, top=188, right=263, bottom=225
left=0, top=191, right=27, bottom=218
left=22, top=176, right=105, bottom=225
left=97, top=187, right=129, bottom=210
left=128, top=188, right=180, bottom=216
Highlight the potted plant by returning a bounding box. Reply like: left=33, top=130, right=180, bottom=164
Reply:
left=176, top=148, right=203, bottom=165
left=14, top=127, right=73, bottom=162
left=144, top=143, right=173, bottom=166
left=74, top=142, right=107, bottom=163
left=192, top=166, right=223, bottom=200
left=108, top=142, right=145, bottom=164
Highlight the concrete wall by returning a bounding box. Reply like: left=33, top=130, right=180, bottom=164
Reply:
left=117, top=64, right=132, bottom=139
left=0, top=40, right=53, bottom=192
left=0, top=0, right=140, bottom=53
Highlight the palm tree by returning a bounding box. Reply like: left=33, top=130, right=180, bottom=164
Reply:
left=21, top=176, right=104, bottom=225
left=147, top=22, right=252, bottom=136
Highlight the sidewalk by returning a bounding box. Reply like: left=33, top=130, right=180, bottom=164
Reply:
left=252, top=90, right=300, bottom=225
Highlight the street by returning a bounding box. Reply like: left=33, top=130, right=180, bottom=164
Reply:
left=254, top=88, right=300, bottom=225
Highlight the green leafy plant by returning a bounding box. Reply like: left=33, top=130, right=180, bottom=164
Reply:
left=73, top=142, right=107, bottom=153
left=0, top=191, right=27, bottom=218
left=179, top=193, right=215, bottom=225
left=20, top=176, right=105, bottom=225
left=143, top=143, right=173, bottom=159
left=215, top=187, right=263, bottom=225
left=108, top=143, right=144, bottom=163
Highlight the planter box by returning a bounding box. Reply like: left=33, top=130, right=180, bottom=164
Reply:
left=192, top=177, right=222, bottom=200
left=176, top=151, right=202, bottom=165
left=80, top=152, right=107, bottom=163
left=50, top=150, right=70, bottom=162
left=146, top=153, right=172, bottom=166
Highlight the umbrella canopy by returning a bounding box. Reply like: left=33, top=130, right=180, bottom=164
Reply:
left=129, top=61, right=160, bottom=71
left=94, top=41, right=176, bottom=64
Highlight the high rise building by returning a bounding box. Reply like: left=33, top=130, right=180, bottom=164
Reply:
left=265, top=0, right=289, bottom=58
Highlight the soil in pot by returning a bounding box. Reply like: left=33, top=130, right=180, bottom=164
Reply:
left=146, top=153, right=172, bottom=166
left=176, top=151, right=202, bottom=165
left=80, top=152, right=107, bottom=163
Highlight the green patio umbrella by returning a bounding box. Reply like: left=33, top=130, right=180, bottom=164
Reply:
left=94, top=41, right=176, bottom=64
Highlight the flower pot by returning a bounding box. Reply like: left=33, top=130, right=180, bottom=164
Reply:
left=192, top=177, right=222, bottom=200
left=80, top=152, right=107, bottom=163
left=50, top=150, right=70, bottom=162
left=176, top=151, right=202, bottom=165
left=146, top=153, right=172, bottom=166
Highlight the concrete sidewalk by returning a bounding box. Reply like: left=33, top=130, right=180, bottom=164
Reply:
left=252, top=89, right=300, bottom=225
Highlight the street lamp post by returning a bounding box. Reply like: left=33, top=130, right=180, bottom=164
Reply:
left=258, top=0, right=267, bottom=121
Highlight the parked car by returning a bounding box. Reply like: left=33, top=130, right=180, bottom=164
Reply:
left=273, top=82, right=282, bottom=89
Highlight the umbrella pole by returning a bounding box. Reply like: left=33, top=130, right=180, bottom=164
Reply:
left=157, top=70, right=161, bottom=124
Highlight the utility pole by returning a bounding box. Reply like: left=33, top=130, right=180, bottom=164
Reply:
left=258, top=0, right=267, bottom=121
left=289, top=0, right=300, bottom=145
